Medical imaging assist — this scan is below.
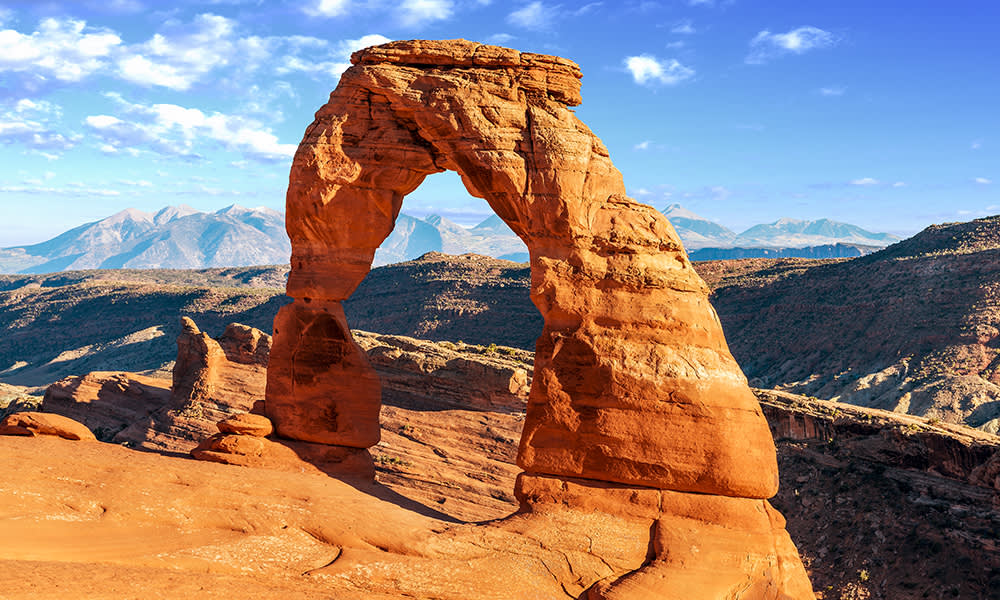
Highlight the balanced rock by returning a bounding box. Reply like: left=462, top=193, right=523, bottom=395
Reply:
left=0, top=412, right=96, bottom=441
left=217, top=413, right=274, bottom=437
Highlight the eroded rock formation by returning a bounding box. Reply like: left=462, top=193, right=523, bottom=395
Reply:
left=266, top=39, right=812, bottom=596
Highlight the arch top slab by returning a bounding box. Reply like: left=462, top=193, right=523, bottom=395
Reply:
left=267, top=39, right=780, bottom=499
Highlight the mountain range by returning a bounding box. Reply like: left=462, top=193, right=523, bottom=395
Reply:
left=661, top=203, right=900, bottom=250
left=0, top=203, right=899, bottom=274
left=0, top=204, right=290, bottom=273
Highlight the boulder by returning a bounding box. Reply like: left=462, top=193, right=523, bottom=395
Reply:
left=217, top=413, right=274, bottom=437
left=0, top=412, right=96, bottom=441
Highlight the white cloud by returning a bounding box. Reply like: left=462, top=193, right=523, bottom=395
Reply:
left=507, top=2, right=559, bottom=30
left=487, top=33, right=515, bottom=44
left=305, top=0, right=351, bottom=17
left=850, top=177, right=880, bottom=186
left=747, top=26, right=837, bottom=64
left=115, top=14, right=258, bottom=91
left=975, top=177, right=992, bottom=185
left=277, top=33, right=391, bottom=79
left=819, top=86, right=845, bottom=96
left=634, top=140, right=651, bottom=150
left=0, top=98, right=78, bottom=151
left=971, top=140, right=982, bottom=150
left=0, top=184, right=120, bottom=196
left=892, top=181, right=906, bottom=187
left=0, top=18, right=122, bottom=83
left=671, top=20, right=695, bottom=35
left=399, top=0, right=453, bottom=27
left=573, top=2, right=602, bottom=16
left=86, top=94, right=296, bottom=162
left=624, top=54, right=694, bottom=86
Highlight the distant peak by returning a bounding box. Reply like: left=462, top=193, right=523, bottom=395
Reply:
left=661, top=203, right=708, bottom=221
left=216, top=204, right=282, bottom=218
left=154, top=204, right=201, bottom=225
left=105, top=208, right=154, bottom=224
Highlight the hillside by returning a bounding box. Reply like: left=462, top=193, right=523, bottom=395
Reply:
left=4, top=216, right=1000, bottom=432
left=702, top=216, right=1000, bottom=433
left=0, top=270, right=288, bottom=386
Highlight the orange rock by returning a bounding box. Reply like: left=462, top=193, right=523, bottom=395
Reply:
left=516, top=473, right=813, bottom=599
left=0, top=412, right=96, bottom=441
left=191, top=433, right=374, bottom=479
left=270, top=39, right=777, bottom=497
left=217, top=413, right=274, bottom=437
left=262, top=38, right=811, bottom=596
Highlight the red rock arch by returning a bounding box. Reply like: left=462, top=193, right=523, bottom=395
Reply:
left=266, top=40, right=778, bottom=499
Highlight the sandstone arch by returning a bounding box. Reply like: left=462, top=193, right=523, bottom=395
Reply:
left=266, top=39, right=779, bottom=498
left=264, top=39, right=815, bottom=597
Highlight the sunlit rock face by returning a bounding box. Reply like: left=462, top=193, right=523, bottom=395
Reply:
left=266, top=39, right=814, bottom=597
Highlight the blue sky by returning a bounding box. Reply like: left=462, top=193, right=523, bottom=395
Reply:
left=0, top=0, right=997, bottom=246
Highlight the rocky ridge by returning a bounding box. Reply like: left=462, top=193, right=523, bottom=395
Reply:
left=702, top=216, right=1000, bottom=433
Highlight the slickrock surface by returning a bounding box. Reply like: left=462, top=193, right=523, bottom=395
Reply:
left=0, top=411, right=95, bottom=440
left=0, top=435, right=809, bottom=600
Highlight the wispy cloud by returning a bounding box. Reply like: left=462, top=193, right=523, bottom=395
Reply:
left=892, top=181, right=906, bottom=187
left=819, top=86, right=845, bottom=96
left=971, top=140, right=982, bottom=150
left=671, top=19, right=695, bottom=34
left=975, top=177, right=992, bottom=185
left=624, top=54, right=694, bottom=86
left=398, top=0, right=453, bottom=27
left=305, top=0, right=350, bottom=17
left=85, top=93, right=296, bottom=162
left=277, top=33, right=391, bottom=78
left=507, top=2, right=559, bottom=30
left=634, top=140, right=652, bottom=150
left=116, top=14, right=264, bottom=91
left=0, top=99, right=79, bottom=152
left=746, top=26, right=838, bottom=64
left=0, top=184, right=120, bottom=196
left=850, top=177, right=880, bottom=186
left=486, top=33, right=515, bottom=44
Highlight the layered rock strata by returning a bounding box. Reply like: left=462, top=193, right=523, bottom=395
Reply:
left=266, top=38, right=812, bottom=595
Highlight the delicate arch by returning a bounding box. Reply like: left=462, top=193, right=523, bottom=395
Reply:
left=266, top=40, right=778, bottom=498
